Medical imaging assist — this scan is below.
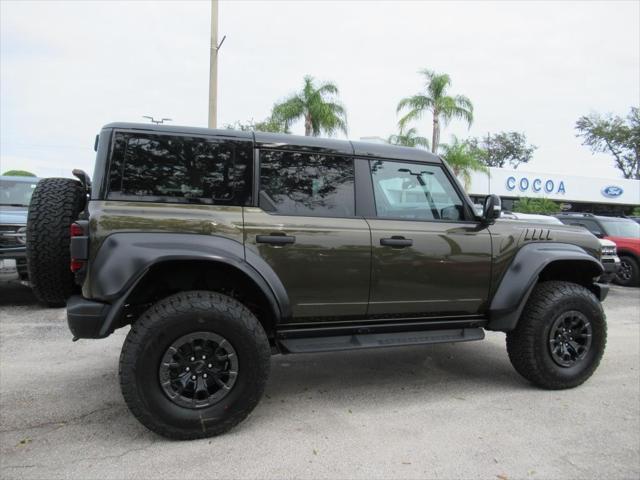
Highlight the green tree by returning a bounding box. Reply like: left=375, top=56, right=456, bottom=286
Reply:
left=470, top=131, right=536, bottom=169
left=225, top=116, right=287, bottom=133
left=2, top=170, right=36, bottom=177
left=387, top=127, right=430, bottom=149
left=575, top=107, right=640, bottom=179
left=438, top=135, right=487, bottom=189
left=272, top=75, right=347, bottom=137
left=397, top=69, right=473, bottom=154
left=512, top=197, right=560, bottom=215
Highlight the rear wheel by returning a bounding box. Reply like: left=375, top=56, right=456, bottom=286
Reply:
left=614, top=255, right=639, bottom=287
left=26, top=178, right=85, bottom=307
left=119, top=291, right=271, bottom=440
left=506, top=281, right=606, bottom=390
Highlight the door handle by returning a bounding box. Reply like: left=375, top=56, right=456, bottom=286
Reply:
left=380, top=236, right=413, bottom=248
left=256, top=233, right=296, bottom=245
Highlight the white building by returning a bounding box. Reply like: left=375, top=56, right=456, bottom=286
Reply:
left=467, top=167, right=640, bottom=215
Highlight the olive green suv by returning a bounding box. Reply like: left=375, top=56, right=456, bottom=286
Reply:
left=26, top=123, right=609, bottom=440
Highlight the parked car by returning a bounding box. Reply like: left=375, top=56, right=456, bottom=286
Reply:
left=556, top=213, right=640, bottom=286
left=26, top=123, right=610, bottom=439
left=501, top=212, right=620, bottom=282
left=0, top=175, right=40, bottom=282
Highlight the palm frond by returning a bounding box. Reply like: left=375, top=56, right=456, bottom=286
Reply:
left=396, top=94, right=431, bottom=114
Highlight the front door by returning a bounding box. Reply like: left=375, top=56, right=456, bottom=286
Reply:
left=365, top=159, right=492, bottom=317
left=244, top=149, right=371, bottom=322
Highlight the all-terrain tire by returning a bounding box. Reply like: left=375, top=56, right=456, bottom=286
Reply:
left=506, top=281, right=606, bottom=390
left=614, top=255, right=640, bottom=287
left=119, top=291, right=271, bottom=440
left=26, top=178, right=85, bottom=307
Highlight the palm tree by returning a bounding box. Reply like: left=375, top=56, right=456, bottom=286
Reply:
left=397, top=69, right=474, bottom=153
left=272, top=76, right=347, bottom=137
left=387, top=127, right=430, bottom=149
left=439, top=135, right=487, bottom=189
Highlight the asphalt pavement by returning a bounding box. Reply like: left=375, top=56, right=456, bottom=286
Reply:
left=1, top=282, right=638, bottom=479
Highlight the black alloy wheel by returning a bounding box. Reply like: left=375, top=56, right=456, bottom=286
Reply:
left=159, top=332, right=239, bottom=409
left=548, top=310, right=592, bottom=368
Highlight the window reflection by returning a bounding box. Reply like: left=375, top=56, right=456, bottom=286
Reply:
left=108, top=132, right=252, bottom=205
left=260, top=150, right=355, bottom=217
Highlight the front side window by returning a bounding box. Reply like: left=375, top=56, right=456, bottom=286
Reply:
left=259, top=150, right=355, bottom=217
left=370, top=160, right=465, bottom=221
left=107, top=132, right=252, bottom=205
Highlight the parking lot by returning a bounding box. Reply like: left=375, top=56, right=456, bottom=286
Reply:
left=0, top=283, right=638, bottom=480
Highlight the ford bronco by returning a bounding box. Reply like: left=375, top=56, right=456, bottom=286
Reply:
left=26, top=123, right=608, bottom=439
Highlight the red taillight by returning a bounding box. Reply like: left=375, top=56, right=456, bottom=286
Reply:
left=70, top=259, right=84, bottom=272
left=70, top=223, right=84, bottom=237
left=70, top=222, right=85, bottom=272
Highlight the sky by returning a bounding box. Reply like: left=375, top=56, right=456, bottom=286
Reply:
left=1, top=0, right=639, bottom=180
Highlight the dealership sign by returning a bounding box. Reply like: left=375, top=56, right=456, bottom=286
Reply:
left=506, top=176, right=566, bottom=195
left=467, top=167, right=639, bottom=205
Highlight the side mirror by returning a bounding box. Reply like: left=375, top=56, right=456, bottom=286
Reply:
left=482, top=194, right=502, bottom=223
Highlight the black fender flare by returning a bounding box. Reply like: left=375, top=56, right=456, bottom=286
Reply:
left=487, top=242, right=604, bottom=332
left=88, top=233, right=290, bottom=337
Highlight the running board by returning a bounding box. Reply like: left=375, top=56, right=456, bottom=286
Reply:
left=277, top=328, right=484, bottom=354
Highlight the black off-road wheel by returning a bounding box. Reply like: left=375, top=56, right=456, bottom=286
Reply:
left=506, top=281, right=606, bottom=390
left=26, top=178, right=85, bottom=307
left=119, top=291, right=271, bottom=440
left=614, top=255, right=639, bottom=287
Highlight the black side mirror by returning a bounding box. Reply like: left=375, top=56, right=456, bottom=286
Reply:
left=482, top=194, right=502, bottom=223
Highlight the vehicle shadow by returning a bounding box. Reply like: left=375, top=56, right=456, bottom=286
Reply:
left=264, top=340, right=525, bottom=402
left=0, top=282, right=39, bottom=307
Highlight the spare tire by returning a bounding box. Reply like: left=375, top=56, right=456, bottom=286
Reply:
left=26, top=178, right=85, bottom=307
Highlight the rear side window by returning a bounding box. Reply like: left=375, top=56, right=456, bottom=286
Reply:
left=259, top=150, right=355, bottom=217
left=107, top=132, right=252, bottom=205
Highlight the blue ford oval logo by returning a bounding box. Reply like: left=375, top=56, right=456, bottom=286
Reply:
left=602, top=185, right=624, bottom=198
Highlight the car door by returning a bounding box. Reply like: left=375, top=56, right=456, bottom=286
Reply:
left=243, top=148, right=371, bottom=323
left=364, top=158, right=492, bottom=317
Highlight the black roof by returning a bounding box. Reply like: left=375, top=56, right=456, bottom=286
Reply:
left=103, top=122, right=442, bottom=164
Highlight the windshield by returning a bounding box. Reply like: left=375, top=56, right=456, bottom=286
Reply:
left=600, top=218, right=640, bottom=238
left=0, top=179, right=38, bottom=207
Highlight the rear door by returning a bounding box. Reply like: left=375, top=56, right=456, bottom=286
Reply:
left=364, top=159, right=492, bottom=317
left=243, top=148, right=371, bottom=322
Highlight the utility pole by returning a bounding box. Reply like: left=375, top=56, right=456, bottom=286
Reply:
left=208, top=0, right=219, bottom=128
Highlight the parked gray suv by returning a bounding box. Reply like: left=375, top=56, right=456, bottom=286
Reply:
left=0, top=175, right=39, bottom=282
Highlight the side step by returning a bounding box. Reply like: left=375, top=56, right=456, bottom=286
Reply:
left=278, top=328, right=485, bottom=354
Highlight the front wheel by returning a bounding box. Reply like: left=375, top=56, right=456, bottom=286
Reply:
left=506, top=281, right=606, bottom=390
left=615, top=255, right=639, bottom=287
left=119, top=291, right=271, bottom=439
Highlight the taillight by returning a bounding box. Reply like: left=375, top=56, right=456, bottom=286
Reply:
left=70, top=222, right=86, bottom=272
left=70, top=223, right=84, bottom=237
left=70, top=259, right=84, bottom=272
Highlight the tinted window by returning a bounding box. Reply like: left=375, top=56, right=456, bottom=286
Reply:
left=107, top=132, right=252, bottom=205
left=259, top=150, right=355, bottom=217
left=370, top=160, right=464, bottom=221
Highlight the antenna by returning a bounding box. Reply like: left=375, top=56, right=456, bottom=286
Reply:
left=142, top=116, right=172, bottom=125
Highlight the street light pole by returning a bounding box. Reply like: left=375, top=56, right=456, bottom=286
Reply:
left=208, top=0, right=219, bottom=128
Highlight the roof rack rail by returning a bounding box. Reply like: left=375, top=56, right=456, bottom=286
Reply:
left=557, top=212, right=595, bottom=217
